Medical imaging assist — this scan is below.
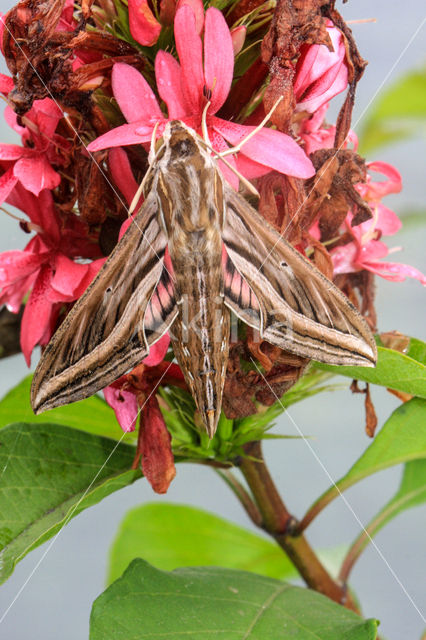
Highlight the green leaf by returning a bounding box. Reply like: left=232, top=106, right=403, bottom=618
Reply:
left=314, top=341, right=426, bottom=399
left=0, top=422, right=139, bottom=583
left=92, top=559, right=378, bottom=640
left=108, top=503, right=296, bottom=585
left=358, top=69, right=426, bottom=154
left=302, top=398, right=426, bottom=528
left=398, top=209, right=426, bottom=230
left=341, top=459, right=426, bottom=572
left=0, top=376, right=135, bottom=442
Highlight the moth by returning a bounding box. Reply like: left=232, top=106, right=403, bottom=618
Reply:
left=31, top=120, right=377, bottom=436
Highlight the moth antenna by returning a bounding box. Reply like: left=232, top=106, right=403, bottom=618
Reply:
left=217, top=95, right=284, bottom=159
left=129, top=122, right=161, bottom=216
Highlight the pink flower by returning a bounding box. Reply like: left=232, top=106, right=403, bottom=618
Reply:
left=56, top=0, right=76, bottom=32
left=0, top=12, right=6, bottom=54
left=88, top=5, right=314, bottom=187
left=299, top=103, right=358, bottom=155
left=104, top=360, right=185, bottom=492
left=0, top=97, right=70, bottom=203
left=128, top=0, right=162, bottom=46
left=331, top=163, right=426, bottom=285
left=294, top=21, right=349, bottom=114
left=0, top=73, right=13, bottom=95
left=0, top=187, right=104, bottom=363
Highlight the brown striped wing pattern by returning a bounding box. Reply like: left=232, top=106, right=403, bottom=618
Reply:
left=222, top=185, right=377, bottom=367
left=31, top=192, right=176, bottom=413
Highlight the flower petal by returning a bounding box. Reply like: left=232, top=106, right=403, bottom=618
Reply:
left=104, top=385, right=139, bottom=432
left=0, top=249, right=45, bottom=286
left=155, top=51, right=190, bottom=119
left=359, top=239, right=389, bottom=262
left=108, top=147, right=139, bottom=206
left=112, top=63, right=163, bottom=124
left=49, top=254, right=93, bottom=300
left=140, top=396, right=176, bottom=493
left=0, top=166, right=19, bottom=205
left=364, top=260, right=426, bottom=284
left=294, top=24, right=348, bottom=114
left=375, top=204, right=402, bottom=236
left=362, top=161, right=402, bottom=200
left=0, top=144, right=25, bottom=160
left=230, top=25, right=247, bottom=56
left=28, top=98, right=63, bottom=140
left=204, top=8, right=234, bottom=113
left=128, top=0, right=161, bottom=46
left=143, top=333, right=170, bottom=366
left=174, top=5, right=204, bottom=113
left=0, top=272, right=37, bottom=312
left=236, top=153, right=273, bottom=180
left=214, top=118, right=315, bottom=179
left=87, top=122, right=155, bottom=152
left=13, top=155, right=61, bottom=195
left=331, top=242, right=358, bottom=275
left=209, top=129, right=239, bottom=190
left=176, top=0, right=204, bottom=34
left=20, top=264, right=55, bottom=365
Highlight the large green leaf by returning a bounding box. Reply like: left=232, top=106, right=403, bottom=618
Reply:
left=91, top=559, right=378, bottom=640
left=0, top=376, right=134, bottom=442
left=315, top=341, right=426, bottom=399
left=301, top=398, right=426, bottom=528
left=108, top=503, right=296, bottom=584
left=341, top=459, right=426, bottom=575
left=358, top=69, right=426, bottom=154
left=0, top=422, right=139, bottom=583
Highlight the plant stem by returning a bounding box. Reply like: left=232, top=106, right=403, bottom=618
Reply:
left=217, top=469, right=263, bottom=527
left=239, top=441, right=358, bottom=611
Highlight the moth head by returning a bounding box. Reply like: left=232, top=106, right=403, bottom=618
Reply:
left=162, top=120, right=201, bottom=161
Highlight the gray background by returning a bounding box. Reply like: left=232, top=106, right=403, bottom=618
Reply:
left=0, top=1, right=425, bottom=638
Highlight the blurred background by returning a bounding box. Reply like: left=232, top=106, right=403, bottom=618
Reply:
left=0, top=1, right=425, bottom=638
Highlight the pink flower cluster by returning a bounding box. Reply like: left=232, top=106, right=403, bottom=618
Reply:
left=331, top=162, right=426, bottom=284
left=0, top=0, right=424, bottom=491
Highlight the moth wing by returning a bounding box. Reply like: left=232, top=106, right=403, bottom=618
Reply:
left=222, top=185, right=377, bottom=366
left=31, top=192, right=176, bottom=413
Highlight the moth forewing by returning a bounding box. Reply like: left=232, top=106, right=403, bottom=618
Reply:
left=30, top=191, right=172, bottom=414
left=222, top=185, right=377, bottom=367
left=31, top=119, right=376, bottom=441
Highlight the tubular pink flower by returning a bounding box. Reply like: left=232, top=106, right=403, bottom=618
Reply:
left=331, top=163, right=425, bottom=285
left=128, top=0, right=162, bottom=46
left=0, top=187, right=105, bottom=363
left=230, top=25, right=247, bottom=56
left=0, top=97, right=70, bottom=202
left=0, top=73, right=13, bottom=95
left=294, top=21, right=349, bottom=114
left=104, top=383, right=139, bottom=433
left=0, top=13, right=5, bottom=54
left=87, top=6, right=314, bottom=187
left=56, top=0, right=76, bottom=32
